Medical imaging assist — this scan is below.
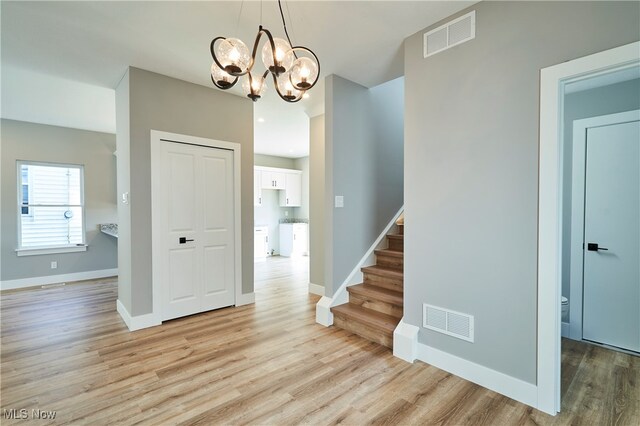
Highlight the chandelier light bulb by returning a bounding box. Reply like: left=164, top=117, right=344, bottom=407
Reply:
left=261, top=38, right=294, bottom=74
left=216, top=38, right=251, bottom=74
left=242, top=73, right=267, bottom=101
left=277, top=73, right=302, bottom=101
left=211, top=62, right=235, bottom=88
left=289, top=57, right=319, bottom=90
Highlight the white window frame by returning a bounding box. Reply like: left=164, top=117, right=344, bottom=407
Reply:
left=16, top=160, right=87, bottom=256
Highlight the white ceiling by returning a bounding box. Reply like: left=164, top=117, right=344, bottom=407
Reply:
left=1, top=1, right=475, bottom=158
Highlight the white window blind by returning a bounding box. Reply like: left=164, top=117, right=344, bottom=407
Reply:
left=17, top=161, right=85, bottom=250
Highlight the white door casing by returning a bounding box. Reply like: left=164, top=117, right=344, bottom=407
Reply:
left=151, top=130, right=242, bottom=323
left=538, top=41, right=640, bottom=415
left=573, top=112, right=639, bottom=352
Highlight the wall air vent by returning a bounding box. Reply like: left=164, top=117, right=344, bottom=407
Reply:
left=423, top=10, right=476, bottom=58
left=423, top=303, right=474, bottom=342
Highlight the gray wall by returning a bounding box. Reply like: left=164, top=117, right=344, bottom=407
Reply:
left=0, top=119, right=117, bottom=281
left=294, top=156, right=310, bottom=221
left=116, top=67, right=253, bottom=316
left=404, top=1, right=640, bottom=384
left=310, top=115, right=325, bottom=288
left=254, top=154, right=298, bottom=254
left=562, top=78, right=640, bottom=300
left=325, top=75, right=404, bottom=296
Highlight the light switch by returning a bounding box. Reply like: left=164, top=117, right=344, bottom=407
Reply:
left=121, top=192, right=129, bottom=205
left=335, top=195, right=344, bottom=208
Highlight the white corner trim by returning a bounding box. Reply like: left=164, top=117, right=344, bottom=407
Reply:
left=0, top=268, right=118, bottom=291
left=116, top=299, right=162, bottom=332
left=316, top=296, right=333, bottom=326
left=236, top=292, right=255, bottom=306
left=417, top=342, right=538, bottom=409
left=393, top=318, right=419, bottom=363
left=315, top=205, right=404, bottom=327
left=309, top=283, right=325, bottom=296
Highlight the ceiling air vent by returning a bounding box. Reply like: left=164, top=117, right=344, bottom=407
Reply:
left=423, top=303, right=475, bottom=342
left=423, top=10, right=476, bottom=58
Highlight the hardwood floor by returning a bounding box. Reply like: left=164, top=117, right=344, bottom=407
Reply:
left=1, top=256, right=638, bottom=425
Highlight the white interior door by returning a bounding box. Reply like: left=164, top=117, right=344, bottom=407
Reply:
left=160, top=141, right=235, bottom=321
left=582, top=116, right=640, bottom=352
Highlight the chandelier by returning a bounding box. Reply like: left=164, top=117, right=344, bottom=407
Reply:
left=209, top=0, right=320, bottom=103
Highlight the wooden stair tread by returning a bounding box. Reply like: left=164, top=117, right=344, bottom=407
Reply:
left=331, top=304, right=398, bottom=333
left=386, top=234, right=404, bottom=240
left=361, top=265, right=404, bottom=279
left=348, top=284, right=403, bottom=305
left=375, top=249, right=403, bottom=258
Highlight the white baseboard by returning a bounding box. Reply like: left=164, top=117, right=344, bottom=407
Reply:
left=393, top=319, right=419, bottom=362
left=236, top=292, right=255, bottom=306
left=316, top=296, right=333, bottom=326
left=309, top=283, right=324, bottom=296
left=1, top=268, right=118, bottom=291
left=561, top=321, right=570, bottom=338
left=116, top=299, right=161, bottom=331
left=416, top=341, right=538, bottom=409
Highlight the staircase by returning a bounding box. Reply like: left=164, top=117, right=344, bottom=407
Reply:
left=331, top=223, right=403, bottom=348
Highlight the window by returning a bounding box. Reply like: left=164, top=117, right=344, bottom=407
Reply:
left=17, top=161, right=86, bottom=255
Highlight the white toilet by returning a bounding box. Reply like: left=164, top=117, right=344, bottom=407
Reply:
left=561, top=296, right=569, bottom=322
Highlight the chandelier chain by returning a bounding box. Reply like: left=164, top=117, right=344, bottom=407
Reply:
left=235, top=0, right=245, bottom=36
left=277, top=0, right=297, bottom=59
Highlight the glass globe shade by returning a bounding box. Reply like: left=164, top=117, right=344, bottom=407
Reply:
left=277, top=73, right=302, bottom=101
left=289, top=57, right=319, bottom=90
left=215, top=38, right=251, bottom=74
left=211, top=62, right=235, bottom=88
left=261, top=38, right=294, bottom=74
left=242, top=74, right=267, bottom=99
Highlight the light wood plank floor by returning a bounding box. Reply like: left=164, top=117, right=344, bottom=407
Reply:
left=1, top=256, right=638, bottom=425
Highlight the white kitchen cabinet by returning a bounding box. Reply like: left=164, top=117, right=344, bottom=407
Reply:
left=279, top=172, right=302, bottom=207
left=261, top=171, right=286, bottom=189
left=254, top=226, right=269, bottom=260
left=254, top=171, right=263, bottom=206
left=279, top=223, right=308, bottom=257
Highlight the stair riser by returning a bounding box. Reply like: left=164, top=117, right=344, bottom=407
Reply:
left=333, top=314, right=393, bottom=348
left=349, top=293, right=403, bottom=319
left=397, top=224, right=404, bottom=235
left=364, top=274, right=403, bottom=292
left=376, top=254, right=403, bottom=271
left=388, top=238, right=403, bottom=251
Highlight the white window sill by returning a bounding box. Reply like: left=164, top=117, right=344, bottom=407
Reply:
left=16, top=245, right=88, bottom=257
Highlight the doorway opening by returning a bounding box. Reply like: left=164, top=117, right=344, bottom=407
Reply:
left=538, top=42, right=640, bottom=415
left=252, top=99, right=314, bottom=297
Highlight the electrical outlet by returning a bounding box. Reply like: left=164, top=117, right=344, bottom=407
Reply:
left=335, top=196, right=344, bottom=208
left=50, top=261, right=58, bottom=269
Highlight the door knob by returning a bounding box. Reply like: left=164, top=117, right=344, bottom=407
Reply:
left=587, top=243, right=608, bottom=251
left=179, top=237, right=195, bottom=244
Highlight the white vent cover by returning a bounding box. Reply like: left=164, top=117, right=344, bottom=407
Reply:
left=423, top=11, right=476, bottom=58
left=423, top=303, right=474, bottom=342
